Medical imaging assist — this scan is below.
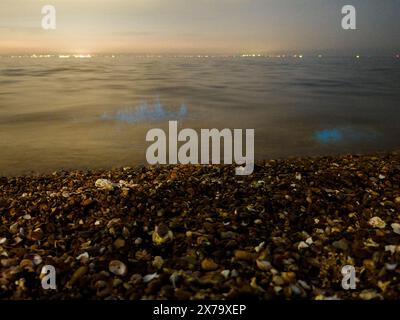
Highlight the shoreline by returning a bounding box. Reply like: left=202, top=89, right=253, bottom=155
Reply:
left=1, top=149, right=397, bottom=179
left=1, top=152, right=400, bottom=300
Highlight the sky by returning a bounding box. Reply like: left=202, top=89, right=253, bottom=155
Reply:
left=0, top=0, right=399, bottom=54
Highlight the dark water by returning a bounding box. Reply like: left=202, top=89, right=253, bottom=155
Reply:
left=0, top=55, right=399, bottom=176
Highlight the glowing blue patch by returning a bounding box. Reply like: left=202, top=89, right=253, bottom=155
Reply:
left=315, top=129, right=343, bottom=143
left=101, top=100, right=188, bottom=124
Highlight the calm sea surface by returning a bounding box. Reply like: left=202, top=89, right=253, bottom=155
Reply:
left=0, top=55, right=399, bottom=175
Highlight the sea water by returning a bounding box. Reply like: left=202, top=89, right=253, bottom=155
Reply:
left=0, top=55, right=399, bottom=175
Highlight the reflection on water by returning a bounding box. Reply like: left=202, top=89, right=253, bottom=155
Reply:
left=315, top=129, right=343, bottom=143
left=0, top=55, right=400, bottom=175
left=314, top=127, right=381, bottom=144
left=101, top=99, right=188, bottom=124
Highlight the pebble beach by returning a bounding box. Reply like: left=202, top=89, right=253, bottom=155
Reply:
left=1, top=152, right=400, bottom=300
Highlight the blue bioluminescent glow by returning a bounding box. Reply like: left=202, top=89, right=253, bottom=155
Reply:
left=315, top=129, right=344, bottom=143
left=314, top=127, right=382, bottom=145
left=101, top=100, right=188, bottom=124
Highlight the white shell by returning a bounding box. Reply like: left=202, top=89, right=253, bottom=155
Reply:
left=143, top=272, right=159, bottom=283
left=109, top=260, right=127, bottom=276
left=391, top=223, right=400, bottom=235
left=368, top=216, right=386, bottom=229
left=95, top=179, right=115, bottom=190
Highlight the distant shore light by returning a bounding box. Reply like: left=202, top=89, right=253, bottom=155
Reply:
left=73, top=54, right=92, bottom=59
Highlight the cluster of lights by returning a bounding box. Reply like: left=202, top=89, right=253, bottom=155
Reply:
left=241, top=54, right=263, bottom=57
left=30, top=54, right=53, bottom=58
left=2, top=53, right=400, bottom=60
left=59, top=54, right=92, bottom=59
left=240, top=54, right=306, bottom=58
left=133, top=55, right=215, bottom=58
left=8, top=54, right=55, bottom=58
left=6, top=54, right=94, bottom=59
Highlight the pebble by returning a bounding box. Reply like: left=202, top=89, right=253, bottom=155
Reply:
left=76, top=252, right=89, bottom=263
left=256, top=260, right=272, bottom=271
left=152, top=225, right=174, bottom=245
left=82, top=198, right=94, bottom=207
left=359, top=290, right=379, bottom=300
left=143, top=272, right=159, bottom=283
left=185, top=231, right=193, bottom=238
left=220, top=270, right=230, bottom=279
left=68, top=266, right=88, bottom=287
left=114, top=238, right=126, bottom=249
left=385, top=263, right=397, bottom=271
left=272, top=275, right=285, bottom=286
left=1, top=258, right=18, bottom=268
left=298, top=241, right=309, bottom=250
left=231, top=269, right=239, bottom=277
left=305, top=237, right=313, bottom=245
left=95, top=179, right=115, bottom=191
left=32, top=255, right=42, bottom=266
left=234, top=250, right=255, bottom=261
left=28, top=228, right=44, bottom=241
left=109, top=260, right=127, bottom=276
left=201, top=258, right=219, bottom=271
left=391, top=223, right=400, bottom=235
left=281, top=272, right=296, bottom=284
left=385, top=245, right=400, bottom=254
left=332, top=238, right=349, bottom=251
left=9, top=222, right=19, bottom=234
left=20, top=259, right=34, bottom=271
left=220, top=231, right=237, bottom=239
left=254, top=241, right=265, bottom=253
left=368, top=216, right=386, bottom=229
left=130, top=274, right=143, bottom=285
left=169, top=272, right=179, bottom=288
left=152, top=256, right=164, bottom=270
